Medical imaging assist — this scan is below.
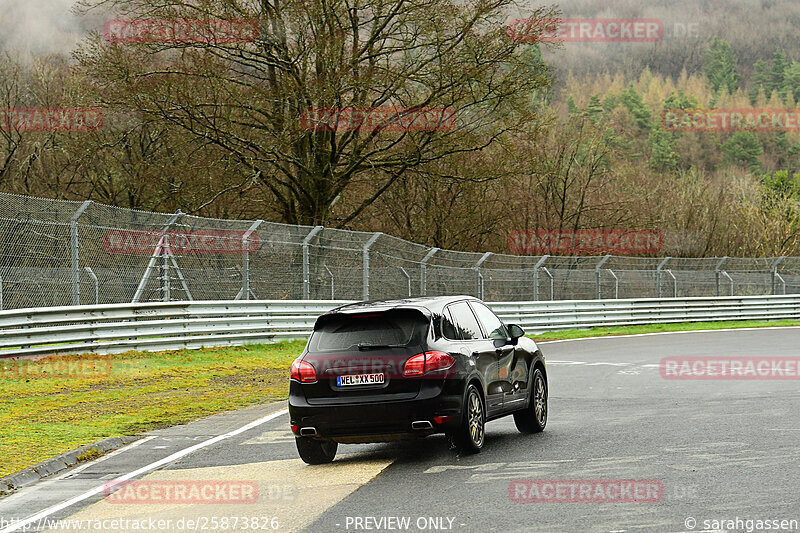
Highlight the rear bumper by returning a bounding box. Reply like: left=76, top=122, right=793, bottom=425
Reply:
left=288, top=380, right=464, bottom=442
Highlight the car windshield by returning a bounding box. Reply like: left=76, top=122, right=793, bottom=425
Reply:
left=309, top=310, right=427, bottom=352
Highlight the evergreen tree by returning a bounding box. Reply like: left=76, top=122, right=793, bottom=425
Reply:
left=602, top=94, right=619, bottom=113
left=770, top=49, right=788, bottom=100
left=648, top=128, right=679, bottom=172
left=585, top=95, right=604, bottom=122
left=703, top=37, right=740, bottom=94
left=567, top=95, right=578, bottom=115
left=749, top=59, right=770, bottom=104
left=664, top=90, right=699, bottom=110
left=783, top=61, right=800, bottom=104
left=721, top=132, right=763, bottom=174
left=620, top=85, right=651, bottom=129
left=520, top=44, right=552, bottom=106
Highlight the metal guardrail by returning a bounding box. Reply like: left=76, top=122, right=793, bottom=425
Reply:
left=1, top=295, right=799, bottom=358
left=490, top=295, right=800, bottom=332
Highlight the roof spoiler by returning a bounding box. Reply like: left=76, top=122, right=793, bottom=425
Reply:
left=314, top=307, right=431, bottom=330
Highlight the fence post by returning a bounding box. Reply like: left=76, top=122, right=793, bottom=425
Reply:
left=420, top=247, right=439, bottom=296
left=240, top=220, right=263, bottom=300
left=771, top=256, right=786, bottom=295
left=721, top=270, right=734, bottom=296
left=775, top=272, right=786, bottom=295
left=656, top=257, right=671, bottom=298
left=715, top=256, right=728, bottom=297
left=533, top=255, right=550, bottom=301
left=541, top=266, right=554, bottom=300
left=324, top=264, right=334, bottom=300
left=0, top=274, right=3, bottom=310
left=665, top=269, right=677, bottom=297
left=302, top=226, right=323, bottom=299
left=595, top=255, right=611, bottom=299
left=84, top=267, right=98, bottom=305
left=362, top=233, right=382, bottom=300
left=70, top=200, right=92, bottom=306
left=399, top=267, right=411, bottom=297
left=474, top=252, right=493, bottom=300
left=607, top=269, right=619, bottom=299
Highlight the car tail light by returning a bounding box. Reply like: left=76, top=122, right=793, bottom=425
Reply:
left=424, top=351, right=455, bottom=372
left=290, top=424, right=298, bottom=434
left=403, top=351, right=455, bottom=376
left=290, top=359, right=317, bottom=383
left=433, top=416, right=451, bottom=424
left=403, top=353, right=426, bottom=375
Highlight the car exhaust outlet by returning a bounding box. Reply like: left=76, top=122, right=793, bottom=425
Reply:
left=299, top=427, right=318, bottom=437
left=412, top=420, right=434, bottom=430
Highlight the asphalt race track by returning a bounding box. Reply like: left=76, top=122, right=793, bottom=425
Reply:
left=2, top=328, right=799, bottom=533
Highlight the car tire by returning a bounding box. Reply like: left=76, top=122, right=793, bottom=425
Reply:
left=514, top=367, right=547, bottom=434
left=451, top=384, right=485, bottom=453
left=295, top=437, right=338, bottom=464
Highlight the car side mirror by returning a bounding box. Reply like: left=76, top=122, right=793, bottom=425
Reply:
left=508, top=324, right=525, bottom=345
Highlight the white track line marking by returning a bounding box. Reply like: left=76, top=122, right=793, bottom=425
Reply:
left=0, top=409, right=288, bottom=533
left=547, top=360, right=631, bottom=366
left=538, top=325, right=800, bottom=344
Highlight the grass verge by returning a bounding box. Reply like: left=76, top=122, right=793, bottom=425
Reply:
left=529, top=319, right=800, bottom=342
left=0, top=341, right=303, bottom=478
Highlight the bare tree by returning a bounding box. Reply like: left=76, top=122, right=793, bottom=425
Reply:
left=76, top=0, right=555, bottom=225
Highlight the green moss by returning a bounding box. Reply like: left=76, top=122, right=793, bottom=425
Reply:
left=75, top=447, right=102, bottom=462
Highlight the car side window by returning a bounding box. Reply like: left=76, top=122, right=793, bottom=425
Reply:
left=447, top=302, right=483, bottom=340
left=440, top=308, right=460, bottom=340
left=469, top=301, right=508, bottom=340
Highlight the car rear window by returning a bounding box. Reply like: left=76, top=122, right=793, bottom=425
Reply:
left=309, top=310, right=428, bottom=352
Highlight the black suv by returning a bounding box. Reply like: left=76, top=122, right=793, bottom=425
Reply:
left=288, top=296, right=547, bottom=464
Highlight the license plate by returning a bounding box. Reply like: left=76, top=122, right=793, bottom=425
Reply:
left=337, top=373, right=385, bottom=387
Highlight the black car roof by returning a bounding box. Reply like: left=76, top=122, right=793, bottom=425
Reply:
left=325, top=295, right=479, bottom=316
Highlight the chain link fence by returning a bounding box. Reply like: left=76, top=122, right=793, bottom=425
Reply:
left=0, top=192, right=798, bottom=311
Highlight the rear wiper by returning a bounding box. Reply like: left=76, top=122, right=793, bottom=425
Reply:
left=357, top=343, right=406, bottom=351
